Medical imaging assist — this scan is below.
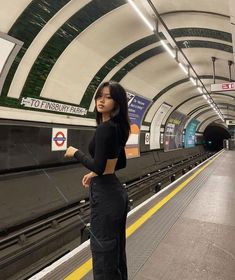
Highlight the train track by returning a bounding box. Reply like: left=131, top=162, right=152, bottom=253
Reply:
left=0, top=151, right=214, bottom=280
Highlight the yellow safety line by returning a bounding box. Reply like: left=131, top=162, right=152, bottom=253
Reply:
left=64, top=150, right=224, bottom=280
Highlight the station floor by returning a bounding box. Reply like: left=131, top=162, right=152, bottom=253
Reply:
left=30, top=150, right=235, bottom=280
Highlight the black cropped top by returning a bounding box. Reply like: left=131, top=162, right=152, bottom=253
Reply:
left=74, top=120, right=126, bottom=175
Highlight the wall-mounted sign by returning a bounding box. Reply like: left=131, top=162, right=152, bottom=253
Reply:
left=0, top=33, right=23, bottom=96
left=184, top=119, right=199, bottom=148
left=145, top=132, right=150, bottom=145
left=51, top=128, right=67, bottom=151
left=125, top=91, right=152, bottom=158
left=164, top=111, right=189, bottom=151
left=150, top=102, right=172, bottom=150
left=211, top=82, right=235, bottom=92
left=21, top=97, right=87, bottom=116
left=0, top=37, right=15, bottom=75
left=226, top=120, right=235, bottom=125
left=160, top=133, right=164, bottom=144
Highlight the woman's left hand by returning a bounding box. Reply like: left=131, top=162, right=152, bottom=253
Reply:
left=64, top=146, right=78, bottom=158
left=82, top=172, right=96, bottom=188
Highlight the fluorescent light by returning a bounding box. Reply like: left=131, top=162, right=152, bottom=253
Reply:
left=203, top=94, right=208, bottom=100
left=160, top=40, right=176, bottom=58
left=190, top=77, right=197, bottom=86
left=128, top=0, right=154, bottom=31
left=197, top=87, right=203, bottom=93
left=178, top=63, right=188, bottom=74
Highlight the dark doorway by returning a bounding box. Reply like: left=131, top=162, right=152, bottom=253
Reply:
left=204, top=125, right=230, bottom=151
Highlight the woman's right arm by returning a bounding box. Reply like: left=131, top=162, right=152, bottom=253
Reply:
left=74, top=124, right=113, bottom=175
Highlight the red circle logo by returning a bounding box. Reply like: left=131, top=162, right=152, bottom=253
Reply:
left=53, top=131, right=66, bottom=147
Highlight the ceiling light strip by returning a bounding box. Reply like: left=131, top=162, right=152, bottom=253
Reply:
left=178, top=63, right=188, bottom=74
left=144, top=0, right=225, bottom=122
left=160, top=40, right=176, bottom=58
left=128, top=0, right=225, bottom=122
left=127, top=0, right=154, bottom=31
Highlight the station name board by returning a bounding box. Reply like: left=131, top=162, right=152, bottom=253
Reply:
left=21, top=97, right=87, bottom=116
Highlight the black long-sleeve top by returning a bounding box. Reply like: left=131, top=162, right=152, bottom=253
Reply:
left=74, top=120, right=126, bottom=175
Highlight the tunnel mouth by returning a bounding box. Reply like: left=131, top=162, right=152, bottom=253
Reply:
left=203, top=124, right=230, bottom=152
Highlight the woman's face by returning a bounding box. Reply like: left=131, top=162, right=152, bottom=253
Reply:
left=96, top=86, right=115, bottom=116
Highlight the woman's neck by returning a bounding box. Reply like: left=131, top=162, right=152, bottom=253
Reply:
left=102, top=114, right=110, bottom=122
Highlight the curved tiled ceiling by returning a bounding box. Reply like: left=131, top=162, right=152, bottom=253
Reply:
left=0, top=0, right=234, bottom=131
left=2, top=0, right=73, bottom=98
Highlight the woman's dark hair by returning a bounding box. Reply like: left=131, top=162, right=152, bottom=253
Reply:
left=94, top=81, right=130, bottom=145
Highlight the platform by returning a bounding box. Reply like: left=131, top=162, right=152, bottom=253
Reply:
left=30, top=150, right=235, bottom=280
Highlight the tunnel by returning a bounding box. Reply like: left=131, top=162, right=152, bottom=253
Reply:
left=203, top=125, right=230, bottom=151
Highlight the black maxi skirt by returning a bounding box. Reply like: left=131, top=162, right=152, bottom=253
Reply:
left=89, top=174, right=128, bottom=280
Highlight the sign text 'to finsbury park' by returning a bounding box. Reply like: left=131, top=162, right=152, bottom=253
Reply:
left=21, top=97, right=87, bottom=116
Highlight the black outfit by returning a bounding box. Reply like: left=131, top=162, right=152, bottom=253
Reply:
left=74, top=120, right=128, bottom=280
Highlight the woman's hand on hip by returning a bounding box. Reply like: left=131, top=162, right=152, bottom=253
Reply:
left=82, top=172, right=95, bottom=188
left=64, top=146, right=78, bottom=158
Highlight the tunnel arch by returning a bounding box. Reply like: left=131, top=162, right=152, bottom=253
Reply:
left=203, top=123, right=230, bottom=151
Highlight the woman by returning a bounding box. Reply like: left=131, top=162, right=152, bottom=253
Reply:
left=65, top=81, right=130, bottom=280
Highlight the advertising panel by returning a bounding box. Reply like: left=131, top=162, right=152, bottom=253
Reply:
left=164, top=111, right=189, bottom=151
left=0, top=37, right=15, bottom=75
left=125, top=91, right=151, bottom=158
left=184, top=119, right=199, bottom=148
left=150, top=103, right=172, bottom=150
